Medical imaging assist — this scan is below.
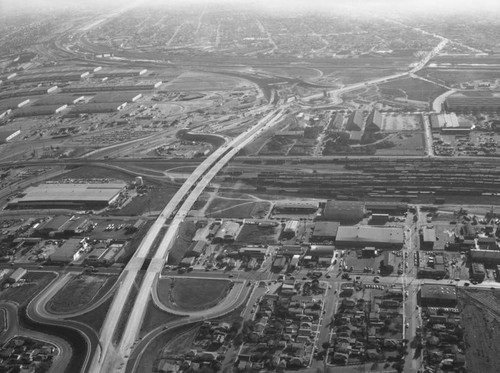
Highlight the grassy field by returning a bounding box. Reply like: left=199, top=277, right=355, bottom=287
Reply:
left=132, top=324, right=196, bottom=373
left=236, top=224, right=279, bottom=245
left=139, top=300, right=186, bottom=338
left=157, top=278, right=232, bottom=311
left=206, top=198, right=271, bottom=219
left=70, top=296, right=113, bottom=334
left=110, top=183, right=179, bottom=216
left=378, top=77, right=448, bottom=102
left=56, top=165, right=133, bottom=182
left=418, top=68, right=500, bottom=87
left=382, top=114, right=423, bottom=131
left=47, top=274, right=116, bottom=314
left=166, top=221, right=197, bottom=265
left=0, top=272, right=57, bottom=306
left=375, top=133, right=426, bottom=156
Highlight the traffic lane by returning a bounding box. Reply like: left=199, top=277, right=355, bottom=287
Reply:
left=0, top=301, right=73, bottom=373
left=26, top=276, right=100, bottom=373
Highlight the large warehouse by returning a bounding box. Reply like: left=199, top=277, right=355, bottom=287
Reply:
left=323, top=200, right=365, bottom=223
left=6, top=182, right=126, bottom=210
left=419, top=284, right=457, bottom=308
left=445, top=92, right=500, bottom=112
left=335, top=226, right=404, bottom=249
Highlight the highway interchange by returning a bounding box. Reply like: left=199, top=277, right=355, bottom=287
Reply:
left=2, top=4, right=500, bottom=373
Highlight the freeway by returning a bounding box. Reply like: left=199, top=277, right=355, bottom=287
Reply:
left=126, top=276, right=254, bottom=373
left=90, top=106, right=285, bottom=373
left=116, top=107, right=286, bottom=370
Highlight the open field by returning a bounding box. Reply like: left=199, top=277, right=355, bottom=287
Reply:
left=236, top=224, right=280, bottom=245
left=459, top=288, right=500, bottom=373
left=157, top=278, right=232, bottom=311
left=111, top=183, right=179, bottom=216
left=378, top=77, right=448, bottom=102
left=382, top=114, right=423, bottom=131
left=55, top=165, right=134, bottom=182
left=70, top=296, right=114, bottom=334
left=139, top=300, right=186, bottom=338
left=374, top=133, right=426, bottom=156
left=0, top=272, right=57, bottom=306
left=133, top=324, right=197, bottom=373
left=206, top=198, right=271, bottom=219
left=417, top=68, right=500, bottom=87
left=47, top=274, right=116, bottom=314
left=165, top=72, right=245, bottom=91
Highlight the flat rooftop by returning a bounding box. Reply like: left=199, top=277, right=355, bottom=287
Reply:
left=11, top=183, right=126, bottom=203
left=336, top=226, right=404, bottom=245
left=420, top=284, right=457, bottom=300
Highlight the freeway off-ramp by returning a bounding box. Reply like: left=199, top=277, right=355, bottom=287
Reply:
left=91, top=107, right=286, bottom=373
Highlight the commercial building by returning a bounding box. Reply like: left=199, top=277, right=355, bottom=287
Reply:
left=419, top=284, right=457, bottom=308
left=6, top=182, right=126, bottom=210
left=323, top=200, right=365, bottom=223
left=311, top=221, right=339, bottom=242
left=49, top=239, right=83, bottom=263
left=335, top=226, right=404, bottom=249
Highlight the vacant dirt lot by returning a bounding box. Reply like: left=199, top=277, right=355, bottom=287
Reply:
left=459, top=288, right=500, bottom=373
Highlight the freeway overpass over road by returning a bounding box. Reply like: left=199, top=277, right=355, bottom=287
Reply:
left=90, top=106, right=286, bottom=373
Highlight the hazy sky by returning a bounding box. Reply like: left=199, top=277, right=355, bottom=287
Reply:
left=2, top=0, right=500, bottom=15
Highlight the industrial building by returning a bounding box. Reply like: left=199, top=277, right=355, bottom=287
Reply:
left=365, top=202, right=408, bottom=214
left=346, top=110, right=364, bottom=131
left=469, top=249, right=500, bottom=265
left=311, top=221, right=339, bottom=242
left=335, top=226, right=404, bottom=249
left=420, top=226, right=436, bottom=250
left=0, top=130, right=21, bottom=143
left=365, top=109, right=382, bottom=132
left=445, top=92, right=500, bottom=112
left=6, top=182, right=126, bottom=210
left=213, top=221, right=240, bottom=243
left=470, top=262, right=486, bottom=282
left=323, top=200, right=365, bottom=223
left=273, top=201, right=319, bottom=214
left=7, top=268, right=27, bottom=284
left=282, top=220, right=299, bottom=239
left=49, top=239, right=84, bottom=263
left=419, top=284, right=457, bottom=308
left=308, top=245, right=335, bottom=258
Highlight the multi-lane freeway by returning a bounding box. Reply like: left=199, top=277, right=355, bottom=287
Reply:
left=89, top=106, right=286, bottom=373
